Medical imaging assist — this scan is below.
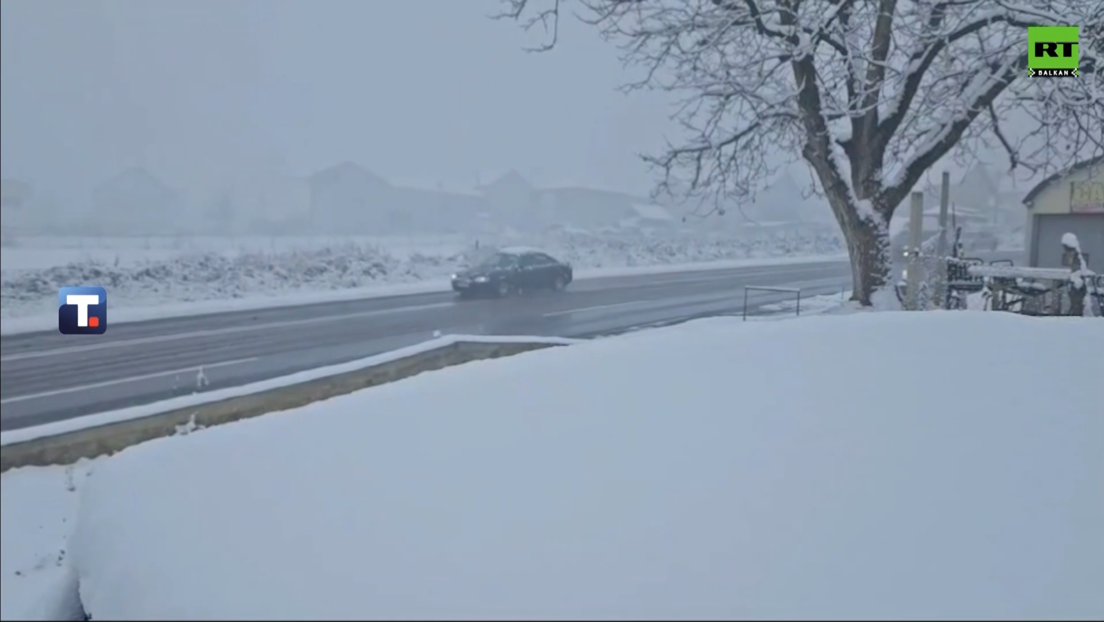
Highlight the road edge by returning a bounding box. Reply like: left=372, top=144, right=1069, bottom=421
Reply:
left=0, top=337, right=573, bottom=472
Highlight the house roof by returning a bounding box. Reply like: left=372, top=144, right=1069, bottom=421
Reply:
left=478, top=169, right=531, bottom=191
left=308, top=161, right=390, bottom=188
left=1022, top=155, right=1104, bottom=208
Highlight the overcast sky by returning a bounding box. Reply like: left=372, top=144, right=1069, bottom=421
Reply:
left=1, top=0, right=1054, bottom=216
left=1, top=0, right=675, bottom=206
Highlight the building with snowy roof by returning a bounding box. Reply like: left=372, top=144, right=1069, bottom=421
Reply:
left=1022, top=156, right=1103, bottom=271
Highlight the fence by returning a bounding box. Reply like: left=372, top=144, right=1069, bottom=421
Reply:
left=897, top=252, right=1102, bottom=317
left=743, top=286, right=802, bottom=320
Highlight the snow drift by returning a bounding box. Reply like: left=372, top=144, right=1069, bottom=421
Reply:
left=67, top=312, right=1104, bottom=620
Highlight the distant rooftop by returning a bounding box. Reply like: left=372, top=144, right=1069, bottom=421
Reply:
left=1023, top=155, right=1104, bottom=208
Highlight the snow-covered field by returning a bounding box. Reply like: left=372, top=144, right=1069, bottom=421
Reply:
left=0, top=463, right=89, bottom=622
left=0, top=233, right=476, bottom=271
left=3, top=311, right=1102, bottom=620
left=1, top=229, right=846, bottom=326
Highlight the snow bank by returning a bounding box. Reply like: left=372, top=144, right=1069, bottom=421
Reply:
left=1, top=463, right=94, bottom=621
left=68, top=312, right=1103, bottom=619
left=1, top=229, right=844, bottom=322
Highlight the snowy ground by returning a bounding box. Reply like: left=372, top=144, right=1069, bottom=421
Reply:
left=3, top=311, right=1102, bottom=620
left=1, top=229, right=845, bottom=325
left=0, top=233, right=476, bottom=271
left=0, top=463, right=90, bottom=622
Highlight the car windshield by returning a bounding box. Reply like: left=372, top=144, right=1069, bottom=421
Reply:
left=477, top=253, right=518, bottom=270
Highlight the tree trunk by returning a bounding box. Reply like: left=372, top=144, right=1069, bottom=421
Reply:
left=845, top=216, right=892, bottom=306
left=800, top=144, right=893, bottom=307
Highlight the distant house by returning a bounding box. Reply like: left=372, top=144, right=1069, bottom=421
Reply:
left=389, top=178, right=491, bottom=234
left=535, top=183, right=648, bottom=229
left=1022, top=156, right=1104, bottom=271
left=477, top=170, right=540, bottom=226
left=305, top=161, right=396, bottom=233
left=91, top=167, right=180, bottom=235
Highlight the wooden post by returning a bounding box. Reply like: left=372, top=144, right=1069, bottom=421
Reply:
left=905, top=192, right=925, bottom=310
left=934, top=172, right=951, bottom=307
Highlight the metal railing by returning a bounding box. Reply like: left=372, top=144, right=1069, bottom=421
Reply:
left=743, top=286, right=802, bottom=320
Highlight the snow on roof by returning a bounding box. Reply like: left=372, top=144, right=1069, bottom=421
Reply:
left=1023, top=155, right=1104, bottom=207
left=64, top=312, right=1104, bottom=619
left=631, top=203, right=674, bottom=221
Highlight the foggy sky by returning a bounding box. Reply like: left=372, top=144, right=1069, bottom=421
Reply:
left=1, top=0, right=1042, bottom=216
left=1, top=0, right=674, bottom=207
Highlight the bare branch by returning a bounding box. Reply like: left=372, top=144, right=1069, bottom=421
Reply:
left=880, top=53, right=1027, bottom=214
left=987, top=102, right=1019, bottom=172
left=498, top=0, right=1104, bottom=304
left=492, top=0, right=563, bottom=52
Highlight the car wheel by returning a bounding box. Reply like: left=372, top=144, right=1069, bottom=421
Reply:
left=496, top=280, right=512, bottom=298
left=551, top=275, right=567, bottom=292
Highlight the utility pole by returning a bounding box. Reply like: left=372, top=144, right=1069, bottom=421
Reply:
left=905, top=192, right=925, bottom=310
left=934, top=172, right=951, bottom=308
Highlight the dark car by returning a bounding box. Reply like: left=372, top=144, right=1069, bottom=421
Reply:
left=451, top=248, right=573, bottom=299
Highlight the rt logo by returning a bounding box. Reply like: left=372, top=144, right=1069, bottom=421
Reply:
left=1028, top=25, right=1079, bottom=78
left=58, top=286, right=108, bottom=335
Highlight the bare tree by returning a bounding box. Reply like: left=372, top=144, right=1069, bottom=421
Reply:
left=498, top=0, right=1104, bottom=305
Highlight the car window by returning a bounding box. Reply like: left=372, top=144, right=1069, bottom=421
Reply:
left=531, top=253, right=557, bottom=265
left=518, top=253, right=543, bottom=267
left=478, top=253, right=518, bottom=269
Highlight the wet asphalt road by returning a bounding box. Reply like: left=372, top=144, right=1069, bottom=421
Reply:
left=0, top=251, right=1021, bottom=432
